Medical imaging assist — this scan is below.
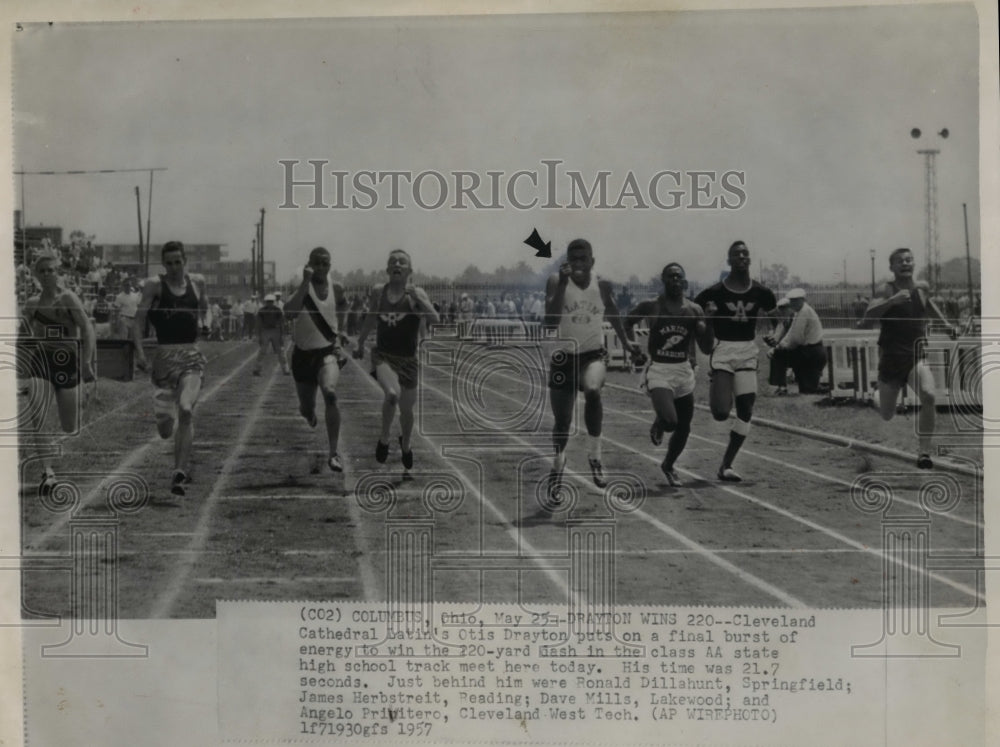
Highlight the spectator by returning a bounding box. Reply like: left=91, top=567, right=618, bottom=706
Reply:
left=253, top=294, right=289, bottom=376
left=115, top=282, right=141, bottom=339
left=92, top=287, right=113, bottom=339
left=767, top=288, right=826, bottom=394
left=243, top=295, right=259, bottom=339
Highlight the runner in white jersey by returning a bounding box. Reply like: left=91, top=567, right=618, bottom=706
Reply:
left=545, top=238, right=641, bottom=501
left=283, top=247, right=349, bottom=473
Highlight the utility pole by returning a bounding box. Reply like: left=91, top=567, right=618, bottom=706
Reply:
left=258, top=208, right=266, bottom=295
left=963, top=202, right=974, bottom=312
left=134, top=186, right=144, bottom=270
left=911, top=127, right=948, bottom=290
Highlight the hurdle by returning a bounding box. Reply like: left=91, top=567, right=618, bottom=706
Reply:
left=603, top=321, right=648, bottom=370
left=821, top=331, right=982, bottom=410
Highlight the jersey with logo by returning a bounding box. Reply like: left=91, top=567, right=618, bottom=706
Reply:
left=644, top=297, right=701, bottom=363
left=375, top=285, right=422, bottom=357
left=695, top=280, right=776, bottom=342
left=557, top=278, right=605, bottom=353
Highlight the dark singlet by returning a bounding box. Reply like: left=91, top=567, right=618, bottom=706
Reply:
left=32, top=307, right=73, bottom=338
left=375, top=286, right=422, bottom=357
left=695, top=280, right=776, bottom=342
left=878, top=282, right=926, bottom=355
left=646, top=298, right=699, bottom=363
left=149, top=276, right=200, bottom=344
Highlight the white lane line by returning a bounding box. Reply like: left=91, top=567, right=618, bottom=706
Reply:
left=28, top=351, right=258, bottom=550
left=604, top=380, right=982, bottom=528
left=425, top=361, right=981, bottom=603
left=600, top=430, right=984, bottom=602
left=416, top=373, right=804, bottom=607
left=149, top=367, right=281, bottom=618
left=194, top=577, right=355, bottom=584
left=58, top=344, right=252, bottom=442
left=350, top=359, right=574, bottom=603
left=604, top=384, right=982, bottom=529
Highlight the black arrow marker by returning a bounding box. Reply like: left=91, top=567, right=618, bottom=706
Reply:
left=523, top=228, right=552, bottom=258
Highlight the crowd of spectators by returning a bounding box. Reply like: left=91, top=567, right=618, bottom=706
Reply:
left=16, top=239, right=144, bottom=339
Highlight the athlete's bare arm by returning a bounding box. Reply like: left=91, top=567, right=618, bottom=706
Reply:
left=192, top=274, right=210, bottom=332
left=133, top=278, right=161, bottom=369
left=863, top=282, right=910, bottom=322
left=623, top=299, right=657, bottom=340
left=691, top=302, right=714, bottom=355
left=405, top=284, right=441, bottom=326
left=544, top=269, right=570, bottom=327
left=63, top=290, right=96, bottom=380
left=600, top=280, right=640, bottom=358
left=282, top=265, right=314, bottom=314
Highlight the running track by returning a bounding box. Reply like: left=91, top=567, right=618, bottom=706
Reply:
left=19, top=339, right=984, bottom=618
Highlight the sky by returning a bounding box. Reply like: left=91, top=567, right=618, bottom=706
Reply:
left=10, top=3, right=982, bottom=287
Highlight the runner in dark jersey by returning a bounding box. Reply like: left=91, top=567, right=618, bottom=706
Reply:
left=20, top=252, right=96, bottom=497
left=694, top=241, right=777, bottom=482
left=862, top=247, right=955, bottom=469
left=134, top=241, right=209, bottom=497
left=625, top=263, right=713, bottom=487
left=354, top=250, right=439, bottom=477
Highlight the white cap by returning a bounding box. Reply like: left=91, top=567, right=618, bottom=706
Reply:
left=786, top=288, right=806, bottom=300
left=776, top=297, right=790, bottom=308
left=263, top=293, right=276, bottom=302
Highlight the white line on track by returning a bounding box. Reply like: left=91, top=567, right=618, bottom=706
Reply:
left=603, top=381, right=981, bottom=529
left=597, top=434, right=984, bottom=602
left=28, top=350, right=259, bottom=550
left=59, top=344, right=254, bottom=442
left=216, top=493, right=349, bottom=501
left=425, top=361, right=983, bottom=603
left=150, top=366, right=282, bottom=617
left=416, top=374, right=807, bottom=607
left=193, top=577, right=355, bottom=584
left=350, top=360, right=575, bottom=604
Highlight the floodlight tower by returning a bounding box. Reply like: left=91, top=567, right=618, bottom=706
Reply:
left=910, top=127, right=948, bottom=290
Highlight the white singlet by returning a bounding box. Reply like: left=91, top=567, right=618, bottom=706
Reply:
left=557, top=278, right=605, bottom=354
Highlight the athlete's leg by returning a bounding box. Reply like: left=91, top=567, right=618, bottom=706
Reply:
left=53, top=384, right=81, bottom=434
left=174, top=372, right=203, bottom=475
left=375, top=362, right=402, bottom=457
left=25, top=377, right=55, bottom=481
left=663, top=393, right=694, bottom=471
left=318, top=360, right=342, bottom=464
left=153, top=386, right=177, bottom=439
left=719, top=371, right=756, bottom=479
left=580, top=358, right=607, bottom=486
left=709, top=370, right=735, bottom=421
left=911, top=362, right=937, bottom=463
left=549, top=387, right=575, bottom=472
left=877, top=380, right=903, bottom=421
left=398, top=386, right=417, bottom=454
left=649, top=387, right=678, bottom=432
left=295, top=380, right=319, bottom=427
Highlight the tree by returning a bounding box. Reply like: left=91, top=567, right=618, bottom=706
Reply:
left=759, top=263, right=789, bottom=288
left=457, top=264, right=485, bottom=283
